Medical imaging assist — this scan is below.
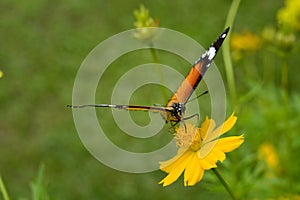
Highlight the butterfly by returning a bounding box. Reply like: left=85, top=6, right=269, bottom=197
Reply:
left=68, top=27, right=230, bottom=125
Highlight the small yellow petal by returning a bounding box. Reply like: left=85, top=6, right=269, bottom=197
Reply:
left=184, top=154, right=204, bottom=186
left=184, top=153, right=198, bottom=184
left=202, top=113, right=237, bottom=146
left=198, top=151, right=218, bottom=169
left=159, top=151, right=194, bottom=186
left=198, top=157, right=215, bottom=170
left=200, top=116, right=210, bottom=131
left=213, top=113, right=237, bottom=137
left=208, top=148, right=226, bottom=163
left=202, top=150, right=219, bottom=165
left=198, top=140, right=215, bottom=158
left=199, top=117, right=216, bottom=139
left=159, top=148, right=189, bottom=172
left=215, top=134, right=244, bottom=153
left=219, top=113, right=237, bottom=134
left=194, top=164, right=204, bottom=185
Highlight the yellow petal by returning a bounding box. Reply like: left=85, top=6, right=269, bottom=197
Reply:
left=204, top=113, right=237, bottom=143
left=207, top=148, right=226, bottom=163
left=159, top=151, right=194, bottom=186
left=198, top=157, right=216, bottom=170
left=200, top=116, right=210, bottom=131
left=159, top=148, right=189, bottom=172
left=199, top=117, right=216, bottom=139
left=198, top=151, right=218, bottom=169
left=215, top=134, right=244, bottom=153
left=184, top=154, right=205, bottom=186
left=183, top=153, right=198, bottom=185
left=202, top=150, right=219, bottom=165
left=198, top=139, right=218, bottom=158
left=220, top=113, right=237, bottom=134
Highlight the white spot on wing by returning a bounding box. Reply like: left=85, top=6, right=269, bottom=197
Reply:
left=207, top=47, right=216, bottom=60
left=221, top=33, right=227, bottom=38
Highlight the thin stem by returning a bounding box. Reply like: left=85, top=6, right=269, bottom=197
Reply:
left=0, top=176, right=11, bottom=200
left=262, top=50, right=275, bottom=85
left=222, top=0, right=241, bottom=106
left=212, top=168, right=237, bottom=200
left=281, top=56, right=288, bottom=95
left=280, top=55, right=292, bottom=192
left=150, top=47, right=169, bottom=102
left=150, top=47, right=158, bottom=63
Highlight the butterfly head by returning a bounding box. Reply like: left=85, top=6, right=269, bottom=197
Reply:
left=168, top=102, right=186, bottom=122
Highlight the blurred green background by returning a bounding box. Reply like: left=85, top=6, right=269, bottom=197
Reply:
left=1, top=0, right=300, bottom=199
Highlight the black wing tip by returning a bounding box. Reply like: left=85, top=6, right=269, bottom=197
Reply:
left=224, top=27, right=230, bottom=34
left=193, top=27, right=230, bottom=65
left=212, top=27, right=230, bottom=50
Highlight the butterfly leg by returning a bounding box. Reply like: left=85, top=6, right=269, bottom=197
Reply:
left=183, top=113, right=200, bottom=126
left=171, top=121, right=179, bottom=129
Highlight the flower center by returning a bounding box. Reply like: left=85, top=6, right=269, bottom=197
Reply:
left=175, top=123, right=203, bottom=152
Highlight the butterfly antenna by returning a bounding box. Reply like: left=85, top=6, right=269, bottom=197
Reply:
left=67, top=104, right=111, bottom=108
left=187, top=91, right=208, bottom=103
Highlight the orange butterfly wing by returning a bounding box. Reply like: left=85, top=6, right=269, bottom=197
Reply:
left=165, top=27, right=230, bottom=122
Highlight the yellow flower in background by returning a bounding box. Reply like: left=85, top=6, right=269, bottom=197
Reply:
left=258, top=142, right=279, bottom=171
left=159, top=113, right=244, bottom=187
left=133, top=4, right=159, bottom=45
left=278, top=195, right=300, bottom=200
left=231, top=31, right=261, bottom=52
left=0, top=70, right=3, bottom=78
left=277, top=0, right=300, bottom=33
left=230, top=31, right=261, bottom=60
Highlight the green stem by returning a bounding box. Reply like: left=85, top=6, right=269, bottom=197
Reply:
left=150, top=47, right=158, bottom=63
left=281, top=56, right=288, bottom=95
left=0, top=176, right=11, bottom=200
left=212, top=168, right=237, bottom=200
left=150, top=47, right=169, bottom=102
left=280, top=55, right=292, bottom=192
left=262, top=50, right=275, bottom=85
left=222, top=0, right=241, bottom=107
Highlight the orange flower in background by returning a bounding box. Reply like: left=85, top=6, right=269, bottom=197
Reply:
left=159, top=113, right=244, bottom=187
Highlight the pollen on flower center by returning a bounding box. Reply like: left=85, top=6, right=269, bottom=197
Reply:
left=175, top=123, right=203, bottom=151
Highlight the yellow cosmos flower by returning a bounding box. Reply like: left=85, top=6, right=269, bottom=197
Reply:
left=258, top=142, right=279, bottom=169
left=0, top=70, right=3, bottom=78
left=159, top=113, right=244, bottom=187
